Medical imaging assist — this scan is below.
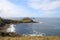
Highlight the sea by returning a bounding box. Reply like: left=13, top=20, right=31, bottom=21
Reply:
left=10, top=18, right=60, bottom=36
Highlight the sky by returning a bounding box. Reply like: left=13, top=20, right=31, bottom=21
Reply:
left=0, top=0, right=60, bottom=18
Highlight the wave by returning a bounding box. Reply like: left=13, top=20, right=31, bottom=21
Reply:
left=6, top=24, right=16, bottom=32
left=39, top=21, right=44, bottom=24
left=22, top=30, right=46, bottom=36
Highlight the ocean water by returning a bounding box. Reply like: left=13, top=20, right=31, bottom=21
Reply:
left=13, top=18, right=60, bottom=36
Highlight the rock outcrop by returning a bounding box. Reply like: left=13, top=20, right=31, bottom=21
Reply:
left=19, top=18, right=38, bottom=23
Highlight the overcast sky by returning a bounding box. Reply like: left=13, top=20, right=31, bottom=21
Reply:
left=0, top=0, right=60, bottom=18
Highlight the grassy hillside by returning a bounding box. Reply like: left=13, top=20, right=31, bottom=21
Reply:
left=0, top=17, right=37, bottom=27
left=0, top=17, right=37, bottom=28
left=0, top=36, right=60, bottom=40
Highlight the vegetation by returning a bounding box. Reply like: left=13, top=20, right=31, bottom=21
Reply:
left=0, top=36, right=60, bottom=40
left=19, top=18, right=36, bottom=23
left=0, top=17, right=36, bottom=27
left=0, top=32, right=22, bottom=37
left=0, top=17, right=12, bottom=27
left=0, top=17, right=3, bottom=27
left=0, top=17, right=2, bottom=23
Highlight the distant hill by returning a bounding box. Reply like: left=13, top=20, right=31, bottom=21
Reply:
left=0, top=17, right=38, bottom=27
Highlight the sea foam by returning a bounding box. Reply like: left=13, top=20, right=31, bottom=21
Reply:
left=23, top=30, right=46, bottom=36
left=6, top=24, right=16, bottom=33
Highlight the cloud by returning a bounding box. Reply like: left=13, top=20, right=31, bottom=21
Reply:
left=0, top=0, right=60, bottom=18
left=28, top=0, right=60, bottom=10
left=28, top=0, right=60, bottom=17
left=0, top=0, right=30, bottom=18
